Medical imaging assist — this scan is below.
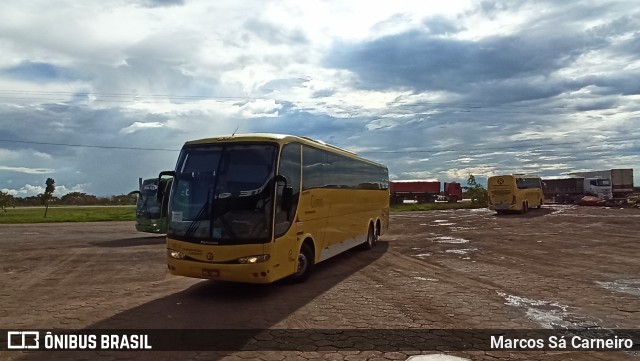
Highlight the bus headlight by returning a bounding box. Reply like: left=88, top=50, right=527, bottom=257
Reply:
left=237, top=255, right=270, bottom=264
left=168, top=249, right=186, bottom=259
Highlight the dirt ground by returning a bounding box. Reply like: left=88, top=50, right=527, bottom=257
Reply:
left=0, top=204, right=639, bottom=361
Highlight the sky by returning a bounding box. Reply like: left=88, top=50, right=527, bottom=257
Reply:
left=0, top=0, right=638, bottom=197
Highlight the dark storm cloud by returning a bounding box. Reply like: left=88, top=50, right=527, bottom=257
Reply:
left=566, top=73, right=640, bottom=97
left=573, top=99, right=617, bottom=112
left=249, top=102, right=367, bottom=145
left=0, top=102, right=182, bottom=195
left=0, top=103, right=178, bottom=155
left=323, top=2, right=640, bottom=107
left=326, top=30, right=593, bottom=96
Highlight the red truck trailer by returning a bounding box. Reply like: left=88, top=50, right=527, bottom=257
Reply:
left=390, top=180, right=440, bottom=204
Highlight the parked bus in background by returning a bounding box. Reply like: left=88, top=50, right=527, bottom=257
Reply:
left=159, top=133, right=389, bottom=284
left=131, top=177, right=172, bottom=233
left=487, top=174, right=544, bottom=214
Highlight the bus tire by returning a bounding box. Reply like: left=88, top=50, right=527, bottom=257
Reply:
left=521, top=202, right=528, bottom=214
left=361, top=224, right=377, bottom=250
left=291, top=243, right=314, bottom=283
left=537, top=199, right=542, bottom=209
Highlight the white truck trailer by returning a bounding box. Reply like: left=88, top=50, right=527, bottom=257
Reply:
left=569, top=169, right=634, bottom=200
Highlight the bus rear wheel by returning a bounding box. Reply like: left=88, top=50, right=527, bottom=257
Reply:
left=291, top=243, right=314, bottom=283
left=361, top=224, right=377, bottom=250
left=521, top=201, right=528, bottom=214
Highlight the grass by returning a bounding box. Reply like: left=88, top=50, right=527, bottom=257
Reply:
left=0, top=201, right=485, bottom=224
left=391, top=201, right=486, bottom=212
left=0, top=206, right=136, bottom=224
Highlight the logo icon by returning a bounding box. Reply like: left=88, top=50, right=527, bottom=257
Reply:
left=206, top=253, right=214, bottom=260
left=7, top=331, right=40, bottom=349
left=497, top=178, right=504, bottom=185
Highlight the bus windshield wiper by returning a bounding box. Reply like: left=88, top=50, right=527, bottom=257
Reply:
left=184, top=188, right=211, bottom=239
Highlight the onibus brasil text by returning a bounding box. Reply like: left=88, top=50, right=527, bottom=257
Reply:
left=7, top=331, right=152, bottom=350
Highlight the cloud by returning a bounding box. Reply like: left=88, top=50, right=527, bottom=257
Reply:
left=0, top=166, right=53, bottom=174
left=244, top=19, right=308, bottom=45
left=0, top=0, right=638, bottom=195
left=0, top=148, right=21, bottom=161
left=2, top=183, right=88, bottom=197
left=422, top=15, right=464, bottom=35
left=1, top=61, right=79, bottom=82
left=119, top=121, right=164, bottom=135
left=139, top=0, right=185, bottom=8
left=327, top=30, right=585, bottom=96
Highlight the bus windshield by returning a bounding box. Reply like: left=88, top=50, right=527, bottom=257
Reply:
left=137, top=179, right=161, bottom=219
left=167, top=143, right=277, bottom=245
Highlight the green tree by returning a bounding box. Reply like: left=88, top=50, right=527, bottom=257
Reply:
left=60, top=192, right=97, bottom=205
left=464, top=174, right=488, bottom=207
left=42, top=177, right=56, bottom=217
left=0, top=190, right=16, bottom=213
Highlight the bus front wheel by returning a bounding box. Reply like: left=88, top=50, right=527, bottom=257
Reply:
left=291, top=243, right=314, bottom=283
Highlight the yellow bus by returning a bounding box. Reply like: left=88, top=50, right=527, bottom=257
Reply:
left=159, top=133, right=389, bottom=284
left=487, top=174, right=544, bottom=214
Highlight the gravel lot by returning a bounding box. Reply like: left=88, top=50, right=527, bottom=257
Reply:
left=1, top=204, right=639, bottom=360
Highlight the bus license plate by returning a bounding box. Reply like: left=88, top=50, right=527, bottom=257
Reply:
left=202, top=268, right=219, bottom=277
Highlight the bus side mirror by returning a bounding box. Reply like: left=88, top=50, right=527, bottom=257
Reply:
left=281, top=186, right=293, bottom=212
left=274, top=175, right=292, bottom=213
left=157, top=170, right=176, bottom=202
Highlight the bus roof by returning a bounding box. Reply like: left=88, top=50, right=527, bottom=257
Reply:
left=183, top=133, right=386, bottom=168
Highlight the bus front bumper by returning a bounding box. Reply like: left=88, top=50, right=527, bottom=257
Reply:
left=166, top=257, right=280, bottom=284
left=490, top=203, right=516, bottom=211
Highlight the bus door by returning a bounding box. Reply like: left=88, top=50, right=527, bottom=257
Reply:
left=274, top=143, right=303, bottom=273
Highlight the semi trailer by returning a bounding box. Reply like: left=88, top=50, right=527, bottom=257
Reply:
left=390, top=180, right=463, bottom=204
left=569, top=169, right=634, bottom=199
left=542, top=177, right=612, bottom=204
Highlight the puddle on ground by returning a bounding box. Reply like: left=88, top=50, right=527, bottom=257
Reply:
left=597, top=279, right=640, bottom=297
left=432, top=236, right=469, bottom=244
left=497, top=292, right=599, bottom=329
left=449, top=226, right=476, bottom=231
left=445, top=248, right=477, bottom=255
left=427, top=220, right=456, bottom=226
left=412, top=276, right=439, bottom=282
left=413, top=253, right=432, bottom=258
